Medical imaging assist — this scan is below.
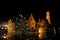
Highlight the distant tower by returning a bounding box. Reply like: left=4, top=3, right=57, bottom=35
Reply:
left=28, top=14, right=36, bottom=28
left=46, top=11, right=51, bottom=24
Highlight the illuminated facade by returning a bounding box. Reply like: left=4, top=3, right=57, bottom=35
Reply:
left=1, top=19, right=15, bottom=40
left=7, top=19, right=15, bottom=40
left=28, top=14, right=36, bottom=28
left=38, top=19, right=48, bottom=39
left=28, top=13, right=49, bottom=39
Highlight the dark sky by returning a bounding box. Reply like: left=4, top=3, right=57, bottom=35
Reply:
left=0, top=0, right=60, bottom=26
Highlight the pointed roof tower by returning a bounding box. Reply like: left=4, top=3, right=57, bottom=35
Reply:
left=28, top=13, right=36, bottom=28
left=46, top=11, right=51, bottom=24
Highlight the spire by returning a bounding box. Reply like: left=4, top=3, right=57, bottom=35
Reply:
left=28, top=13, right=36, bottom=28
left=46, top=11, right=51, bottom=24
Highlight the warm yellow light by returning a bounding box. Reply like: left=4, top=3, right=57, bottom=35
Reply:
left=1, top=19, right=15, bottom=40
left=38, top=27, right=44, bottom=33
left=39, top=34, right=41, bottom=37
left=28, top=14, right=36, bottom=28
left=39, top=34, right=43, bottom=38
left=7, top=19, right=15, bottom=40
left=39, top=30, right=41, bottom=33
left=46, top=11, right=51, bottom=24
left=38, top=27, right=45, bottom=39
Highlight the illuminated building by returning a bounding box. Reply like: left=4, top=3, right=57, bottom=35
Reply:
left=28, top=14, right=36, bottom=28
left=1, top=19, right=15, bottom=40
left=0, top=23, right=8, bottom=40
left=7, top=19, right=15, bottom=40
left=0, top=11, right=55, bottom=40
left=37, top=18, right=48, bottom=39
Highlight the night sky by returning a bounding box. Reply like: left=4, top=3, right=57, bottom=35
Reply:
left=0, top=0, right=60, bottom=26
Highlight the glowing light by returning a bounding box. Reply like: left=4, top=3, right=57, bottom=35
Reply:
left=2, top=25, right=8, bottom=27
left=39, top=34, right=41, bottom=37
left=2, top=27, right=3, bottom=29
left=39, top=30, right=41, bottom=33
left=1, top=19, right=15, bottom=40
left=3, top=36, right=7, bottom=38
left=4, top=25, right=8, bottom=27
left=2, top=36, right=7, bottom=38
left=38, top=27, right=44, bottom=33
left=39, top=34, right=44, bottom=39
left=46, top=11, right=51, bottom=24
left=7, top=19, right=15, bottom=40
left=38, top=27, right=45, bottom=39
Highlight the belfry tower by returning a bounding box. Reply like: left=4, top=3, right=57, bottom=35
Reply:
left=46, top=11, right=51, bottom=24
